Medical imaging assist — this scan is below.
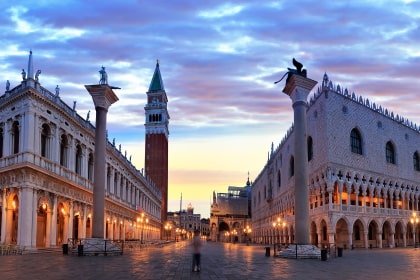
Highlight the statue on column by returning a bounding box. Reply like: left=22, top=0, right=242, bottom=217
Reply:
left=99, top=66, right=108, bottom=85
left=274, top=58, right=307, bottom=85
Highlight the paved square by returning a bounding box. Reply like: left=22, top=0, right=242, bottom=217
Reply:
left=1, top=241, right=419, bottom=279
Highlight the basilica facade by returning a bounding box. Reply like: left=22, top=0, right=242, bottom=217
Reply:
left=0, top=52, right=167, bottom=249
left=252, top=73, right=420, bottom=249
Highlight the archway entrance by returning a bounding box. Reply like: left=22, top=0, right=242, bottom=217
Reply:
left=36, top=204, right=47, bottom=247
left=219, top=221, right=229, bottom=242
left=352, top=219, right=364, bottom=248
left=395, top=221, right=403, bottom=247
left=310, top=221, right=318, bottom=245
left=368, top=220, right=379, bottom=248
left=382, top=220, right=392, bottom=248
left=336, top=218, right=349, bottom=248
left=56, top=203, right=66, bottom=245
left=73, top=214, right=80, bottom=240
left=7, top=195, right=19, bottom=244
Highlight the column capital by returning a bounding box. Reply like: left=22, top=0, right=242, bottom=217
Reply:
left=85, top=84, right=119, bottom=110
left=282, top=74, right=317, bottom=103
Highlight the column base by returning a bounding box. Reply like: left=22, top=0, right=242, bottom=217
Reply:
left=275, top=244, right=321, bottom=259
left=72, top=238, right=122, bottom=256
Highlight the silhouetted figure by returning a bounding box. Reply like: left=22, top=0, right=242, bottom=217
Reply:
left=192, top=230, right=203, bottom=272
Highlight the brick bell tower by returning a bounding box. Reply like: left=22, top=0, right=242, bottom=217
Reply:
left=144, top=60, right=169, bottom=228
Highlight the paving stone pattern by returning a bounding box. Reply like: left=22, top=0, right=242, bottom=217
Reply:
left=1, top=241, right=420, bottom=279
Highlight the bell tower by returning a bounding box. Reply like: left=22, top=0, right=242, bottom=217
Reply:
left=144, top=60, right=169, bottom=225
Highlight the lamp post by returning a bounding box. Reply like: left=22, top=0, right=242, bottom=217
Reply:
left=164, top=223, right=172, bottom=241
left=243, top=225, right=252, bottom=245
left=138, top=213, right=149, bottom=244
left=411, top=211, right=419, bottom=248
left=175, top=228, right=179, bottom=242
left=272, top=217, right=283, bottom=244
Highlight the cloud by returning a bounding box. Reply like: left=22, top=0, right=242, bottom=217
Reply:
left=1, top=0, right=420, bottom=218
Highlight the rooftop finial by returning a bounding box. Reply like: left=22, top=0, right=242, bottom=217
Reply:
left=27, top=50, right=34, bottom=80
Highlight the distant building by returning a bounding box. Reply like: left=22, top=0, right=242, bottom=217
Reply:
left=252, top=73, right=420, bottom=249
left=200, top=218, right=210, bottom=237
left=0, top=52, right=166, bottom=249
left=210, top=178, right=252, bottom=242
left=167, top=203, right=201, bottom=239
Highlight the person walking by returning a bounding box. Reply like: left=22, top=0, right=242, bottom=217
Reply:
left=192, top=230, right=203, bottom=272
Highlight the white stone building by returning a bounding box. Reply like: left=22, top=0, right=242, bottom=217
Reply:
left=0, top=52, right=162, bottom=249
left=252, top=73, right=420, bottom=249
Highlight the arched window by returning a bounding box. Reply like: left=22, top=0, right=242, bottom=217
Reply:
left=88, top=153, right=94, bottom=181
left=289, top=156, right=294, bottom=177
left=12, top=121, right=19, bottom=154
left=60, top=134, right=68, bottom=167
left=414, top=152, right=420, bottom=171
left=75, top=144, right=82, bottom=175
left=41, top=124, right=51, bottom=158
left=277, top=170, right=281, bottom=188
left=350, top=128, right=362, bottom=155
left=386, top=141, right=395, bottom=164
left=0, top=126, right=3, bottom=158
left=307, top=136, right=313, bottom=161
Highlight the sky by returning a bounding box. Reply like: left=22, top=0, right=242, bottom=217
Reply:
left=1, top=0, right=420, bottom=218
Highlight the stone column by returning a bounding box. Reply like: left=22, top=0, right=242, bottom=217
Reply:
left=85, top=84, right=118, bottom=239
left=18, top=187, right=35, bottom=247
left=283, top=74, right=317, bottom=245
left=0, top=190, right=6, bottom=244
left=50, top=195, right=57, bottom=246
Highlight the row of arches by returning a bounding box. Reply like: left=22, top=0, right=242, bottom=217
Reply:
left=251, top=215, right=419, bottom=249
left=0, top=189, right=160, bottom=248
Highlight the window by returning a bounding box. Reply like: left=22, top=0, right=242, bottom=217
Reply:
left=307, top=136, right=313, bottom=161
left=277, top=170, right=281, bottom=188
left=41, top=124, right=50, bottom=158
left=350, top=128, right=362, bottom=155
left=414, top=152, right=420, bottom=171
left=0, top=126, right=3, bottom=158
left=12, top=121, right=19, bottom=154
left=75, top=144, right=82, bottom=175
left=289, top=156, right=294, bottom=177
left=88, top=153, right=94, bottom=181
left=386, top=141, right=395, bottom=164
left=60, top=134, right=68, bottom=167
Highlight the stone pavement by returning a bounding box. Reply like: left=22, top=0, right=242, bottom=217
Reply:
left=1, top=241, right=420, bottom=280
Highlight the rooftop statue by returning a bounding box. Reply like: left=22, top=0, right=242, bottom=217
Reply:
left=274, top=58, right=307, bottom=85
left=35, top=69, right=41, bottom=81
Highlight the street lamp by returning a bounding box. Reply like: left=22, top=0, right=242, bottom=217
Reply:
left=272, top=217, right=283, bottom=244
left=411, top=211, right=419, bottom=248
left=164, top=223, right=172, bottom=241
left=243, top=225, right=252, bottom=245
left=138, top=213, right=149, bottom=244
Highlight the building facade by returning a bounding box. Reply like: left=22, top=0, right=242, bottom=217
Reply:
left=167, top=203, right=202, bottom=240
left=252, top=73, right=420, bottom=249
left=0, top=52, right=164, bottom=249
left=210, top=179, right=252, bottom=243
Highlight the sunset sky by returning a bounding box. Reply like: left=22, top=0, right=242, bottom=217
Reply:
left=1, top=1, right=420, bottom=218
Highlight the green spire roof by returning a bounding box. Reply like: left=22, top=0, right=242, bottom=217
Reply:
left=148, top=60, right=165, bottom=91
